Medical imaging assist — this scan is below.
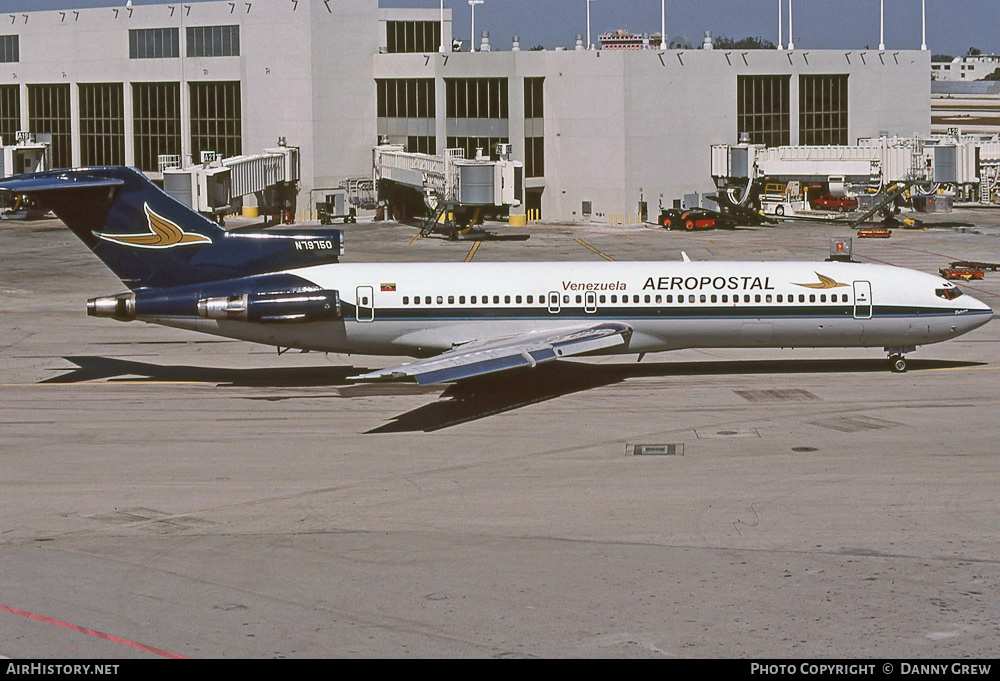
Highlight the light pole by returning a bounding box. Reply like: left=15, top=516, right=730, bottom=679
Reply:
left=469, top=0, right=483, bottom=52
left=586, top=0, right=596, bottom=50
left=921, top=0, right=927, bottom=51
left=879, top=0, right=885, bottom=50
left=787, top=0, right=794, bottom=50
left=777, top=0, right=783, bottom=50
left=660, top=0, right=666, bottom=50
left=439, top=0, right=446, bottom=53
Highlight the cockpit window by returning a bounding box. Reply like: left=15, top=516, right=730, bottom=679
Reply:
left=935, top=287, right=963, bottom=301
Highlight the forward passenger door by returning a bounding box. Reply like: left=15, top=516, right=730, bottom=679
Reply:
left=853, top=281, right=872, bottom=320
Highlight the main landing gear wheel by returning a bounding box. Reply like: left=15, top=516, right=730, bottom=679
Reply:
left=889, top=355, right=907, bottom=373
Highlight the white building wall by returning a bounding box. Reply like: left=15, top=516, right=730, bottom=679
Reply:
left=1, top=0, right=930, bottom=222
left=531, top=48, right=928, bottom=221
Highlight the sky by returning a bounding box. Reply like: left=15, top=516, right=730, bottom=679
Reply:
left=3, top=0, right=997, bottom=59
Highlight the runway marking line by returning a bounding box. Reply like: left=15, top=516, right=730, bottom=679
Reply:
left=0, top=604, right=186, bottom=659
left=573, top=238, right=615, bottom=261
left=465, top=241, right=481, bottom=262
left=407, top=234, right=420, bottom=246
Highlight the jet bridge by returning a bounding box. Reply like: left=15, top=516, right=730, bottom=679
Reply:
left=0, top=132, right=50, bottom=179
left=161, top=144, right=300, bottom=223
left=711, top=138, right=930, bottom=189
left=712, top=134, right=999, bottom=210
left=0, top=132, right=52, bottom=218
left=373, top=144, right=523, bottom=232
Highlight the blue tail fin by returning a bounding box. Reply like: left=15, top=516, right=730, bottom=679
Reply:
left=0, top=166, right=342, bottom=289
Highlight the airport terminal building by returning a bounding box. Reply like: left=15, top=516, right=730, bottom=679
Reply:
left=0, top=0, right=930, bottom=221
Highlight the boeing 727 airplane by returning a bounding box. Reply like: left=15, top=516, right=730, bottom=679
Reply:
left=1, top=167, right=993, bottom=384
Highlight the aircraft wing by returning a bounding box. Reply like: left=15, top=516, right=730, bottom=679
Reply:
left=351, top=321, right=633, bottom=385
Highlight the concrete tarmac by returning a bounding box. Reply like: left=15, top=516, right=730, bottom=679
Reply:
left=1, top=210, right=998, bottom=658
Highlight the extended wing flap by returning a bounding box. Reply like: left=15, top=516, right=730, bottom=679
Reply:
left=352, top=322, right=632, bottom=385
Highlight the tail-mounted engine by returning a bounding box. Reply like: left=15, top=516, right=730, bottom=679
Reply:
left=197, top=290, right=341, bottom=323
left=88, top=287, right=342, bottom=323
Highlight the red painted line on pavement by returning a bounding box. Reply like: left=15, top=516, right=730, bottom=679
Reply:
left=0, top=604, right=187, bottom=659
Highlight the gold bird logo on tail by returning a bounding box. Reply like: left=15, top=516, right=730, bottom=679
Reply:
left=94, top=203, right=212, bottom=249
left=793, top=273, right=850, bottom=289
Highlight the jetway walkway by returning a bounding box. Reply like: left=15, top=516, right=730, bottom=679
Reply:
left=160, top=145, right=300, bottom=222
left=373, top=144, right=523, bottom=234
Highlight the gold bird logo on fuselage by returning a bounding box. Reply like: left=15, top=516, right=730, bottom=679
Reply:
left=94, top=203, right=212, bottom=249
left=793, top=273, right=850, bottom=289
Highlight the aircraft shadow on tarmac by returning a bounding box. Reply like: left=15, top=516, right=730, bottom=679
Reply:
left=45, top=355, right=982, bottom=433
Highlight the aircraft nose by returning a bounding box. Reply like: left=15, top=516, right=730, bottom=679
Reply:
left=964, top=295, right=994, bottom=330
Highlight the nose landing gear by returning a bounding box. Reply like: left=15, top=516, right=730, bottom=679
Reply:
left=886, top=346, right=915, bottom=373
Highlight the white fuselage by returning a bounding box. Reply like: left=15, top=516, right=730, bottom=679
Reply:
left=156, top=259, right=994, bottom=359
